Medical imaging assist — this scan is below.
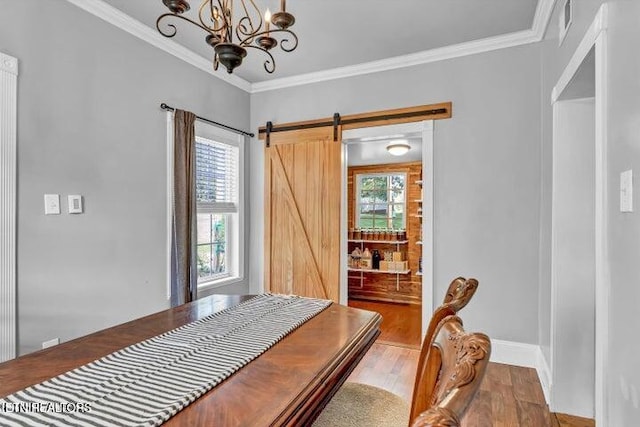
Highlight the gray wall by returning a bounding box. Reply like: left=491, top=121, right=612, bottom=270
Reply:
left=0, top=0, right=250, bottom=355
left=605, top=2, right=640, bottom=424
left=250, top=43, right=543, bottom=344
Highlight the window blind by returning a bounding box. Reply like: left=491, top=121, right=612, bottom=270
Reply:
left=195, top=136, right=239, bottom=213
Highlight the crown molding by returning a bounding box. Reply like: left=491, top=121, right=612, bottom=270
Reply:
left=532, top=0, right=558, bottom=40
left=64, top=0, right=252, bottom=92
left=65, top=0, right=558, bottom=94
left=0, top=52, right=18, bottom=76
left=251, top=0, right=558, bottom=93
left=251, top=29, right=539, bottom=93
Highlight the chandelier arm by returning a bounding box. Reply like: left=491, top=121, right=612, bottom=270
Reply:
left=197, top=0, right=219, bottom=31
left=156, top=12, right=217, bottom=38
left=276, top=29, right=298, bottom=53
left=236, top=16, right=255, bottom=42
left=235, top=0, right=263, bottom=41
left=213, top=51, right=220, bottom=71
left=215, top=0, right=232, bottom=42
left=237, top=28, right=296, bottom=48
left=244, top=45, right=276, bottom=74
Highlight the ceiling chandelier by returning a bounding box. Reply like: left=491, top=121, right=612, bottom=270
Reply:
left=157, top=0, right=298, bottom=74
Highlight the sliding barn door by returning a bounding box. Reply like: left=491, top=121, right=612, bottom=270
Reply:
left=264, top=127, right=341, bottom=302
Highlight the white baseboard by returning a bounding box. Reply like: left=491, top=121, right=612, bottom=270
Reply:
left=491, top=339, right=551, bottom=404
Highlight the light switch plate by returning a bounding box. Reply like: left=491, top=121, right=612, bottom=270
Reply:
left=620, top=170, right=633, bottom=213
left=44, top=194, right=60, bottom=215
left=68, top=195, right=83, bottom=214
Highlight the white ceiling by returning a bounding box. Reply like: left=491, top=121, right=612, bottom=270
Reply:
left=99, top=0, right=540, bottom=85
left=347, top=138, right=423, bottom=167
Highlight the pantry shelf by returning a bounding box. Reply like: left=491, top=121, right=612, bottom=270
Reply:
left=348, top=268, right=411, bottom=275
left=347, top=239, right=408, bottom=244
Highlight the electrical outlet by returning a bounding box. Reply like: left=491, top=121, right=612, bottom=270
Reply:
left=42, top=338, right=60, bottom=349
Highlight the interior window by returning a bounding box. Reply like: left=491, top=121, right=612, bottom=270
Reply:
left=355, top=172, right=406, bottom=230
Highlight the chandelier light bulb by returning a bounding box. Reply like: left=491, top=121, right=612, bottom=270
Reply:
left=265, top=9, right=271, bottom=33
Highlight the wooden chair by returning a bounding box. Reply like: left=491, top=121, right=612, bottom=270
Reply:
left=410, top=315, right=490, bottom=426
left=410, top=277, right=479, bottom=419
left=313, top=277, right=488, bottom=427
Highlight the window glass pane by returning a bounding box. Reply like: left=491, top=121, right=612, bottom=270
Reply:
left=196, top=213, right=228, bottom=282
left=372, top=204, right=388, bottom=217
left=373, top=217, right=388, bottom=229
left=360, top=176, right=386, bottom=191
left=361, top=178, right=387, bottom=202
left=197, top=214, right=212, bottom=244
left=359, top=213, right=374, bottom=229
left=211, top=214, right=227, bottom=274
left=392, top=205, right=404, bottom=230
left=359, top=204, right=374, bottom=215
left=197, top=245, right=212, bottom=278
left=195, top=138, right=238, bottom=205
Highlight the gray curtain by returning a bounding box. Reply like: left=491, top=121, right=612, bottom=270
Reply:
left=170, top=109, right=197, bottom=307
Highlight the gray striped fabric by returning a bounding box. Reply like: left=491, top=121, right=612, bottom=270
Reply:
left=0, top=294, right=331, bottom=427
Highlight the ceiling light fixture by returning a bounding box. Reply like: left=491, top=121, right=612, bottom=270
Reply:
left=386, top=140, right=411, bottom=156
left=157, top=0, right=298, bottom=74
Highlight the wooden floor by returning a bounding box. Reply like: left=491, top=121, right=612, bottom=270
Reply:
left=348, top=299, right=421, bottom=348
left=347, top=298, right=594, bottom=426
left=552, top=413, right=596, bottom=427
left=347, top=343, right=552, bottom=426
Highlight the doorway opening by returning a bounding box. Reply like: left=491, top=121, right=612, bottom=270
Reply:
left=550, top=17, right=607, bottom=421
left=341, top=122, right=433, bottom=348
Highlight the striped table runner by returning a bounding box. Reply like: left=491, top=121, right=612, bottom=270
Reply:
left=0, top=294, right=331, bottom=427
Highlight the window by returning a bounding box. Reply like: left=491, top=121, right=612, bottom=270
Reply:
left=355, top=173, right=406, bottom=230
left=194, top=126, right=243, bottom=288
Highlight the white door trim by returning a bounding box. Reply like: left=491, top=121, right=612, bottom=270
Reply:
left=341, top=120, right=435, bottom=340
left=550, top=4, right=608, bottom=424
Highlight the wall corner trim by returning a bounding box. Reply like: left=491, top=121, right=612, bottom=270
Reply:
left=0, top=50, right=18, bottom=362
left=551, top=4, right=608, bottom=104
left=491, top=339, right=551, bottom=403
left=0, top=52, right=18, bottom=76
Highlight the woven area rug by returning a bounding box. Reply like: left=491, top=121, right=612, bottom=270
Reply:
left=313, top=382, right=410, bottom=427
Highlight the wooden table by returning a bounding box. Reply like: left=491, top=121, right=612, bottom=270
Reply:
left=0, top=295, right=381, bottom=426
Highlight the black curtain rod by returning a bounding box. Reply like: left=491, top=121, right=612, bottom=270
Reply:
left=160, top=103, right=254, bottom=138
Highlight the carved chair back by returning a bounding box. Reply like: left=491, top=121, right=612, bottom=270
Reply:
left=409, top=277, right=479, bottom=421
left=443, top=277, right=479, bottom=312
left=410, top=315, right=491, bottom=427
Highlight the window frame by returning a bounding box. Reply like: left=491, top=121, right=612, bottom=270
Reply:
left=166, top=114, right=245, bottom=299
left=354, top=171, right=407, bottom=230
left=193, top=123, right=245, bottom=291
